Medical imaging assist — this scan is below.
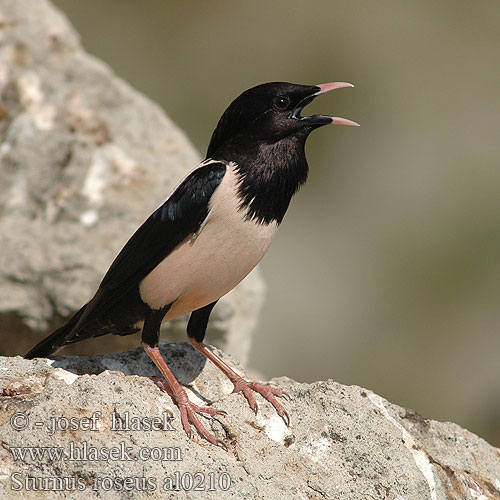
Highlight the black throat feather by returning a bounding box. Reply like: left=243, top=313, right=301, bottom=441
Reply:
left=223, top=136, right=309, bottom=225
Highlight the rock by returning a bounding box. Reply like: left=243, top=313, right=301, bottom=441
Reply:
left=2, top=3, right=500, bottom=498
left=0, top=345, right=499, bottom=499
left=0, top=0, right=264, bottom=362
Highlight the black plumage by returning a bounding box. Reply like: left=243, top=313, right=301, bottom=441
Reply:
left=25, top=162, right=227, bottom=356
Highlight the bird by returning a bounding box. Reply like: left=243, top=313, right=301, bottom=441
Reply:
left=25, top=81, right=358, bottom=446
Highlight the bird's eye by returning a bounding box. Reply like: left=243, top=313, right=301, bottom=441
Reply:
left=273, top=95, right=290, bottom=110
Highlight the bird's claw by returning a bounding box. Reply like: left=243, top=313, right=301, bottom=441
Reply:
left=151, top=376, right=227, bottom=447
left=280, top=391, right=291, bottom=401
left=216, top=440, right=228, bottom=451
left=177, top=400, right=225, bottom=446
left=232, top=379, right=290, bottom=426
left=281, top=411, right=290, bottom=427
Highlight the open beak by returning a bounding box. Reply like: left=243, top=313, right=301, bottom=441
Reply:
left=292, top=81, right=359, bottom=127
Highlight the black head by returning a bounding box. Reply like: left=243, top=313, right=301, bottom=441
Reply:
left=207, top=81, right=358, bottom=158
left=206, top=81, right=357, bottom=225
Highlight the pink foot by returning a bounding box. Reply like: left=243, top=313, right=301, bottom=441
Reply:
left=232, top=379, right=290, bottom=426
left=151, top=376, right=227, bottom=448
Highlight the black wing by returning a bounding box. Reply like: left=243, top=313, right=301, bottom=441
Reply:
left=79, top=160, right=227, bottom=320
left=24, top=161, right=227, bottom=355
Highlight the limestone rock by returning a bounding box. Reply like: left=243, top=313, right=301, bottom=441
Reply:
left=1, top=345, right=499, bottom=499
left=0, top=0, right=264, bottom=362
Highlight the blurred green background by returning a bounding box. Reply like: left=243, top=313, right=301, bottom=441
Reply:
left=50, top=0, right=500, bottom=445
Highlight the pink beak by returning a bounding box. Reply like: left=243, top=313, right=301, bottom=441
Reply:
left=315, top=82, right=360, bottom=127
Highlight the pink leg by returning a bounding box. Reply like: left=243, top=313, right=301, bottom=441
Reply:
left=189, top=338, right=290, bottom=426
left=143, top=343, right=226, bottom=447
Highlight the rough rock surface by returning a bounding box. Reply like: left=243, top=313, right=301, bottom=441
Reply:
left=0, top=345, right=499, bottom=500
left=0, top=0, right=264, bottom=361
left=1, top=2, right=500, bottom=498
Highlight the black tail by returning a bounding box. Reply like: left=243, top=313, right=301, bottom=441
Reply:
left=25, top=305, right=87, bottom=359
